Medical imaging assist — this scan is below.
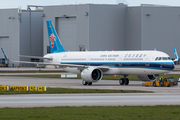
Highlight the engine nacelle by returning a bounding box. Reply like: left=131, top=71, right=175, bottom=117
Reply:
left=138, top=75, right=156, bottom=81
left=81, top=67, right=103, bottom=82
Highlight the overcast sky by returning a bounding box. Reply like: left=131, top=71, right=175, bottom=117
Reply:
left=1, top=0, right=180, bottom=9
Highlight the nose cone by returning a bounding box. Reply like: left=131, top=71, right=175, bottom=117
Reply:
left=172, top=63, right=175, bottom=70
left=164, top=61, right=175, bottom=71
left=170, top=61, right=175, bottom=70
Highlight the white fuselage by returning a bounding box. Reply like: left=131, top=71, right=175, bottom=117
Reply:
left=44, top=50, right=174, bottom=75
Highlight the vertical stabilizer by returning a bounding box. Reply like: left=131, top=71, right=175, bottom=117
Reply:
left=46, top=20, right=66, bottom=53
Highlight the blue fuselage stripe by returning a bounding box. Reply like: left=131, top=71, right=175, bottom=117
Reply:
left=60, top=62, right=174, bottom=71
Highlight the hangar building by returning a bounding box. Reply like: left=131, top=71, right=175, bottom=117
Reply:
left=43, top=4, right=180, bottom=64
left=43, top=4, right=127, bottom=54
left=0, top=8, right=43, bottom=66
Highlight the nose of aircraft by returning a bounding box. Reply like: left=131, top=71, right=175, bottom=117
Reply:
left=171, top=61, right=175, bottom=70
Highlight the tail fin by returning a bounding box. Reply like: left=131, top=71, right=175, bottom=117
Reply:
left=1, top=48, right=8, bottom=60
left=46, top=20, right=66, bottom=53
left=173, top=47, right=179, bottom=62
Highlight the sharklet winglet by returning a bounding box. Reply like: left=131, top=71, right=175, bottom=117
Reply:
left=173, top=47, right=179, bottom=62
left=1, top=48, right=8, bottom=60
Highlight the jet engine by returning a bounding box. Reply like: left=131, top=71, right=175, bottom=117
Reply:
left=137, top=75, right=156, bottom=81
left=81, top=67, right=103, bottom=82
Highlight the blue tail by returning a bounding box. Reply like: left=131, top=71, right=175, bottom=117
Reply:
left=46, top=20, right=66, bottom=53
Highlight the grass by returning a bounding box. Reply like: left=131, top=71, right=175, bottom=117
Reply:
left=0, top=106, right=180, bottom=120
left=0, top=87, right=152, bottom=94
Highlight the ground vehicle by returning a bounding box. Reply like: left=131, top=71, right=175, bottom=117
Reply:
left=0, top=64, right=8, bottom=67
left=0, top=58, right=8, bottom=67
left=142, top=77, right=178, bottom=87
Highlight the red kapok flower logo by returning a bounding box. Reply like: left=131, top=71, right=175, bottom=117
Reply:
left=50, top=34, right=56, bottom=48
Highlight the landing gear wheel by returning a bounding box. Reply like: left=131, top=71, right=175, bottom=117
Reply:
left=82, top=80, right=88, bottom=85
left=119, top=78, right=125, bottom=85
left=88, top=82, right=92, bottom=85
left=125, top=78, right=129, bottom=85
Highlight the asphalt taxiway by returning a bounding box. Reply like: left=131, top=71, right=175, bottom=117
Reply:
left=0, top=76, right=180, bottom=108
left=0, top=93, right=180, bottom=108
left=0, top=76, right=179, bottom=93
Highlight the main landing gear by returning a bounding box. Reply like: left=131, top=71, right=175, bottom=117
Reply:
left=82, top=80, right=92, bottom=85
left=119, top=75, right=129, bottom=85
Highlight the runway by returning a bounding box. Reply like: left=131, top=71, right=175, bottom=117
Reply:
left=0, top=93, right=180, bottom=108
left=0, top=76, right=180, bottom=108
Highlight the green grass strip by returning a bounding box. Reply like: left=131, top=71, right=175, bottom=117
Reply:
left=0, top=87, right=152, bottom=94
left=0, top=105, right=180, bottom=120
left=1, top=74, right=180, bottom=81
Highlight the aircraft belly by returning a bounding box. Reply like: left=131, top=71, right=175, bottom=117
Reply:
left=118, top=68, right=171, bottom=75
left=64, top=67, right=81, bottom=74
left=103, top=68, right=120, bottom=75
left=64, top=67, right=171, bottom=75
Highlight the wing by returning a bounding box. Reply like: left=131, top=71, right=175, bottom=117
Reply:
left=8, top=59, right=109, bottom=71
left=1, top=48, right=109, bottom=72
left=19, top=55, right=52, bottom=60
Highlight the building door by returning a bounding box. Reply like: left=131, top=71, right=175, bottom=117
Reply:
left=55, top=17, right=77, bottom=51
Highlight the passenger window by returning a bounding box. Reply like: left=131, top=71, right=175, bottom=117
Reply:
left=168, top=57, right=171, bottom=60
left=136, top=54, right=139, bottom=57
left=143, top=54, right=146, bottom=57
left=125, top=54, right=128, bottom=57
left=128, top=54, right=131, bottom=57
left=139, top=54, right=143, bottom=57
left=132, top=54, right=135, bottom=57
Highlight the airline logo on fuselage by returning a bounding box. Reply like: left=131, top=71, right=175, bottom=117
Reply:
left=50, top=34, right=56, bottom=48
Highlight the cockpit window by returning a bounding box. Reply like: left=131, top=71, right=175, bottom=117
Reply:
left=158, top=57, right=162, bottom=60
left=155, top=57, right=158, bottom=60
left=162, top=57, right=168, bottom=60
left=139, top=54, right=143, bottom=57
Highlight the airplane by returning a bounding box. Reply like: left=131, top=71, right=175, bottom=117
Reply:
left=1, top=20, right=178, bottom=86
